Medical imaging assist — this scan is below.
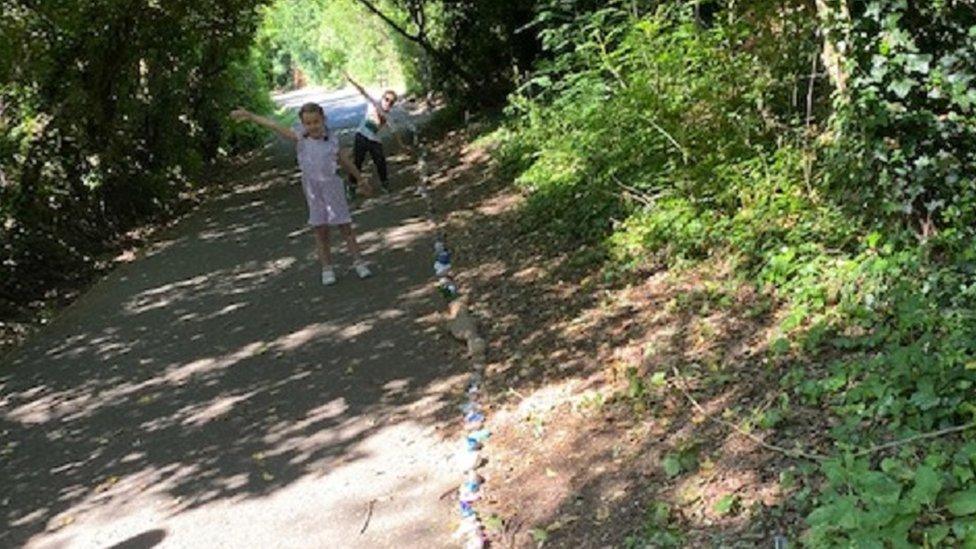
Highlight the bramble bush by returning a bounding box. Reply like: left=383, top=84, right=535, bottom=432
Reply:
left=493, top=0, right=976, bottom=544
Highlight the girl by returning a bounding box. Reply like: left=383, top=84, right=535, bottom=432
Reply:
left=344, top=72, right=414, bottom=196
left=230, top=103, right=373, bottom=286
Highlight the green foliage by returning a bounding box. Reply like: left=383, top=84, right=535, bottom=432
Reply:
left=220, top=49, right=278, bottom=155
left=492, top=0, right=976, bottom=543
left=794, top=240, right=976, bottom=545
left=623, top=501, right=683, bottom=548
left=0, top=0, right=271, bottom=310
left=805, top=452, right=976, bottom=546
left=421, top=0, right=540, bottom=103
left=828, top=1, right=976, bottom=253
left=255, top=0, right=418, bottom=90
left=502, top=2, right=837, bottom=257
left=712, top=494, right=739, bottom=516
left=661, top=440, right=700, bottom=480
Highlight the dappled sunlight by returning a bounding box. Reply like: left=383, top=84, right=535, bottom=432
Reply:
left=272, top=322, right=338, bottom=352
left=375, top=307, right=407, bottom=321
left=167, top=342, right=263, bottom=381
left=224, top=198, right=270, bottom=214
left=268, top=397, right=349, bottom=442
left=337, top=320, right=374, bottom=340
left=1, top=0, right=962, bottom=542
left=1, top=134, right=466, bottom=547
left=177, top=391, right=258, bottom=428
left=123, top=236, right=186, bottom=264
left=358, top=215, right=432, bottom=255
left=17, top=412, right=455, bottom=549
left=209, top=167, right=299, bottom=201
left=125, top=256, right=297, bottom=315
left=493, top=379, right=581, bottom=425
left=125, top=274, right=211, bottom=315
left=4, top=338, right=278, bottom=427
left=196, top=301, right=250, bottom=323
left=196, top=222, right=272, bottom=243
left=381, top=377, right=411, bottom=396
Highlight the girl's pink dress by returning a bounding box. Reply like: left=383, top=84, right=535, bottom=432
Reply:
left=294, top=127, right=351, bottom=226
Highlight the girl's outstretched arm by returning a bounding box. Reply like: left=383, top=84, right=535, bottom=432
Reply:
left=230, top=108, right=298, bottom=142
left=339, top=148, right=373, bottom=195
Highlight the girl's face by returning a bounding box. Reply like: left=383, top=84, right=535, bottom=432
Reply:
left=301, top=111, right=327, bottom=139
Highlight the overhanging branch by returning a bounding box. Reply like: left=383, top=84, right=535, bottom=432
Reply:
left=353, top=0, right=479, bottom=90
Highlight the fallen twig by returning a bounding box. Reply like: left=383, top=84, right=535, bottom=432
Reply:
left=506, top=387, right=526, bottom=401
left=670, top=366, right=976, bottom=462
left=670, top=366, right=829, bottom=462
left=359, top=499, right=376, bottom=535
left=852, top=421, right=976, bottom=458
left=644, top=115, right=688, bottom=163
left=501, top=516, right=523, bottom=549
left=612, top=175, right=660, bottom=207
left=438, top=485, right=457, bottom=500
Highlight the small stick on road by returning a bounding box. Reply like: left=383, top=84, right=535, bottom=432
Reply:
left=438, top=485, right=457, bottom=500
left=360, top=499, right=377, bottom=535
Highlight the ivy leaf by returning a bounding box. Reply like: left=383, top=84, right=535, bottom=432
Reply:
left=889, top=78, right=915, bottom=99
left=924, top=525, right=950, bottom=545
left=953, top=465, right=975, bottom=485
left=880, top=458, right=911, bottom=480
left=909, top=466, right=942, bottom=507
left=910, top=379, right=940, bottom=411
left=823, top=459, right=848, bottom=485
left=945, top=488, right=976, bottom=516
left=904, top=54, right=932, bottom=75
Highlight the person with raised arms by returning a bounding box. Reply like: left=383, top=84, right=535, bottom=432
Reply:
left=230, top=103, right=374, bottom=286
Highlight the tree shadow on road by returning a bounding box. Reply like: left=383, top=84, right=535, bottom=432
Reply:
left=0, top=143, right=467, bottom=547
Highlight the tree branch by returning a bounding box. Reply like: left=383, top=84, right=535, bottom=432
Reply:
left=353, top=0, right=479, bottom=90
left=356, top=0, right=420, bottom=41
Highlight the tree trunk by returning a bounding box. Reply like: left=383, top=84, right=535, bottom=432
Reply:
left=814, top=0, right=850, bottom=99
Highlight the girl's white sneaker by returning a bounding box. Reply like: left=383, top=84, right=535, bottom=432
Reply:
left=321, top=268, right=337, bottom=286
left=353, top=261, right=372, bottom=279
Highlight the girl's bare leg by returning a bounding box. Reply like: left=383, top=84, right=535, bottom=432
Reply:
left=338, top=224, right=362, bottom=261
left=313, top=225, right=333, bottom=267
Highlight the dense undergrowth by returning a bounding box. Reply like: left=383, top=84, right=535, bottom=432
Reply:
left=0, top=2, right=274, bottom=320
left=492, top=1, right=976, bottom=545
